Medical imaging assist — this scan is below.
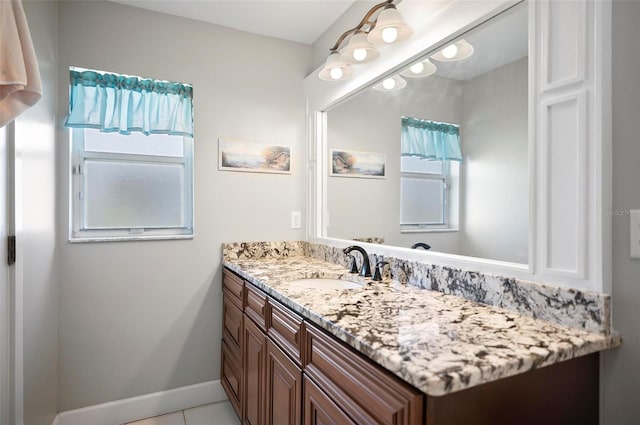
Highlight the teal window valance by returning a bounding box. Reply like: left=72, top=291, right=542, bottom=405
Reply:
left=64, top=68, right=194, bottom=137
left=401, top=117, right=462, bottom=161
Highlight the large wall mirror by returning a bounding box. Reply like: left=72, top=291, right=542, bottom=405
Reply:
left=323, top=3, right=529, bottom=265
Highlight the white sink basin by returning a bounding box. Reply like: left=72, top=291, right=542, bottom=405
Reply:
left=287, top=278, right=363, bottom=290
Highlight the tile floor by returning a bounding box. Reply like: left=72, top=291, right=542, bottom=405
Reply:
left=125, top=401, right=240, bottom=425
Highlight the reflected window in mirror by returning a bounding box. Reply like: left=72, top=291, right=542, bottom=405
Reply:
left=400, top=117, right=461, bottom=232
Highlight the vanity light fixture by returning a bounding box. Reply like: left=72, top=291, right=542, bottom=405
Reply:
left=341, top=31, right=380, bottom=64
left=366, top=4, right=414, bottom=45
left=373, top=75, right=407, bottom=92
left=400, top=59, right=437, bottom=78
left=318, top=0, right=412, bottom=82
left=431, top=39, right=474, bottom=62
left=318, top=52, right=353, bottom=81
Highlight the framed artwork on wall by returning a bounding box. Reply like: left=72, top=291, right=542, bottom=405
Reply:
left=330, top=149, right=386, bottom=178
left=219, top=138, right=291, bottom=174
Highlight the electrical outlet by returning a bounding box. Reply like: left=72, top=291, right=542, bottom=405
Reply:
left=631, top=210, right=640, bottom=259
left=290, top=211, right=301, bottom=229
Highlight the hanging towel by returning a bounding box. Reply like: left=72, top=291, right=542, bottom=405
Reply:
left=0, top=0, right=42, bottom=127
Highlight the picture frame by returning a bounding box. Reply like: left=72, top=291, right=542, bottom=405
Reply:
left=330, top=149, right=386, bottom=178
left=219, top=139, right=291, bottom=174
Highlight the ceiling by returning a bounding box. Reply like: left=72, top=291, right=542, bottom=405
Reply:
left=111, top=0, right=357, bottom=45
left=432, top=3, right=528, bottom=81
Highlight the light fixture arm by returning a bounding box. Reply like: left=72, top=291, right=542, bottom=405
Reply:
left=328, top=0, right=394, bottom=52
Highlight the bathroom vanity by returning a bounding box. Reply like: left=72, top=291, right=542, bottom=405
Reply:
left=219, top=0, right=618, bottom=422
left=220, top=242, right=619, bottom=425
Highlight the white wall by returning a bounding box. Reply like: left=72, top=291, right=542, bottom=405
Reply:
left=56, top=1, right=310, bottom=411
left=459, top=58, right=528, bottom=263
left=18, top=2, right=59, bottom=424
left=602, top=1, right=640, bottom=422
left=326, top=74, right=463, bottom=253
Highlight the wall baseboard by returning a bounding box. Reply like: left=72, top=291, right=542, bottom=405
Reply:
left=51, top=380, right=226, bottom=425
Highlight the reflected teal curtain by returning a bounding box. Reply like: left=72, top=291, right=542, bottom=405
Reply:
left=401, top=117, right=462, bottom=161
left=64, top=69, right=193, bottom=137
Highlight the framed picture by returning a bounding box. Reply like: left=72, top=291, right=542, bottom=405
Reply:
left=330, top=149, right=386, bottom=178
left=219, top=139, right=291, bottom=174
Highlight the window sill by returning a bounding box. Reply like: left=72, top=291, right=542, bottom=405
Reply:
left=69, top=234, right=194, bottom=243
left=400, top=227, right=459, bottom=234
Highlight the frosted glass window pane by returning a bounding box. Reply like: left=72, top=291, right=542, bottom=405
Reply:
left=84, top=129, right=184, bottom=157
left=83, top=160, right=185, bottom=229
left=400, top=177, right=445, bottom=225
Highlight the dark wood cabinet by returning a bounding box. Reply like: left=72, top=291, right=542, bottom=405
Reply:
left=223, top=295, right=243, bottom=354
left=221, top=267, right=598, bottom=425
left=221, top=270, right=244, bottom=419
left=267, top=298, right=304, bottom=365
left=265, top=339, right=302, bottom=425
left=223, top=270, right=244, bottom=308
left=304, top=323, right=424, bottom=425
left=245, top=282, right=267, bottom=331
left=221, top=340, right=242, bottom=417
left=243, top=315, right=267, bottom=425
left=303, top=375, right=356, bottom=425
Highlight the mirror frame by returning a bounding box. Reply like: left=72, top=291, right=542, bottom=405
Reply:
left=305, top=0, right=534, bottom=280
left=304, top=0, right=612, bottom=292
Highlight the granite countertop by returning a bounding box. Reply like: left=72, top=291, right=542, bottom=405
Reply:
left=223, top=255, right=620, bottom=396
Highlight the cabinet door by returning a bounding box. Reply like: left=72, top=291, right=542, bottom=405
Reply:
left=221, top=340, right=242, bottom=419
left=303, top=375, right=356, bottom=425
left=265, top=339, right=301, bottom=425
left=243, top=315, right=266, bottom=425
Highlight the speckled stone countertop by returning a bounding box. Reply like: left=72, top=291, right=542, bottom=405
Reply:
left=223, top=254, right=621, bottom=396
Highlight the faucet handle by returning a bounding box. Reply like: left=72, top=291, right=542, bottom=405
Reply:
left=372, top=260, right=389, bottom=281
left=347, top=254, right=358, bottom=274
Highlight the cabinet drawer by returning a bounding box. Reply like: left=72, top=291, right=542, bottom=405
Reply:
left=267, top=299, right=303, bottom=365
left=303, top=375, right=356, bottom=425
left=245, top=283, right=267, bottom=331
left=223, top=294, right=243, bottom=354
left=304, top=324, right=424, bottom=425
left=221, top=340, right=242, bottom=419
left=223, top=269, right=244, bottom=308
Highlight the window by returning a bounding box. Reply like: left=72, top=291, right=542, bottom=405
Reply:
left=400, top=117, right=460, bottom=231
left=65, top=67, right=194, bottom=241
left=70, top=129, right=194, bottom=241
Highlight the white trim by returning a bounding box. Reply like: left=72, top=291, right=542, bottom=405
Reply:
left=539, top=90, right=588, bottom=278
left=8, top=120, right=24, bottom=425
left=0, top=124, right=10, bottom=425
left=541, top=0, right=587, bottom=91
left=52, top=380, right=226, bottom=425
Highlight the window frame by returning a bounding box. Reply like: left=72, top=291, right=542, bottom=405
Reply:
left=69, top=128, right=195, bottom=242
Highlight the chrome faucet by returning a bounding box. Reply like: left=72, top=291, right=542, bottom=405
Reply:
left=343, top=245, right=372, bottom=277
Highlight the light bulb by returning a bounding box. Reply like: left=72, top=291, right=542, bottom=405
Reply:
left=442, top=44, right=459, bottom=59
left=353, top=48, right=367, bottom=62
left=410, top=62, right=425, bottom=74
left=382, top=78, right=396, bottom=90
left=329, top=67, right=343, bottom=80
left=381, top=27, right=398, bottom=43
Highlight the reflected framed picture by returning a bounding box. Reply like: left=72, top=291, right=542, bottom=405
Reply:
left=219, top=139, right=291, bottom=174
left=330, top=149, right=386, bottom=178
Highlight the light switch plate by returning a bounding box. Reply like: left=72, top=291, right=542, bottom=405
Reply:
left=290, top=211, right=301, bottom=229
left=631, top=210, right=640, bottom=259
